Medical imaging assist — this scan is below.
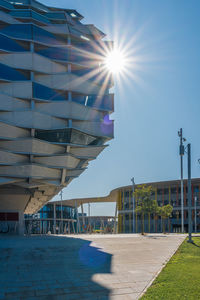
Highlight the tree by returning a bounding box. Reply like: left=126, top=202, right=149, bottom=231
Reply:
left=158, top=204, right=173, bottom=234
left=134, top=185, right=158, bottom=235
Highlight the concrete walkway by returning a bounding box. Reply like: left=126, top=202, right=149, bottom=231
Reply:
left=0, top=234, right=186, bottom=300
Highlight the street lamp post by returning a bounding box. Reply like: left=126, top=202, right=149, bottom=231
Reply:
left=187, top=143, right=193, bottom=243
left=131, top=177, right=135, bottom=233
left=194, top=196, right=197, bottom=233
left=178, top=128, right=186, bottom=233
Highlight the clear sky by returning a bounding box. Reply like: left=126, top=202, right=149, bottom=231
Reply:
left=42, top=0, right=200, bottom=216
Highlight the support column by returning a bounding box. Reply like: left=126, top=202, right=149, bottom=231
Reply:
left=131, top=178, right=135, bottom=233
left=75, top=200, right=80, bottom=233
left=114, top=201, right=118, bottom=234
left=81, top=203, right=85, bottom=225
left=53, top=203, right=56, bottom=234
left=18, top=211, right=24, bottom=236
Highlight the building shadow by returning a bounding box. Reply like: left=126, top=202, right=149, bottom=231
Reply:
left=0, top=235, right=112, bottom=299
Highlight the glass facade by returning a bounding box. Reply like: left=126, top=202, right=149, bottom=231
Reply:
left=0, top=62, right=28, bottom=80
left=0, top=24, right=67, bottom=45
left=33, top=82, right=67, bottom=101
left=0, top=34, right=27, bottom=51
left=10, top=9, right=51, bottom=24
left=25, top=203, right=76, bottom=234
left=35, top=128, right=99, bottom=145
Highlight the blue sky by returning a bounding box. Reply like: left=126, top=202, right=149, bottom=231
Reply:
left=42, top=0, right=200, bottom=215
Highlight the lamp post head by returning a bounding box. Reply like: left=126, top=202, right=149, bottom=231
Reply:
left=131, top=177, right=135, bottom=184
left=178, top=128, right=182, bottom=137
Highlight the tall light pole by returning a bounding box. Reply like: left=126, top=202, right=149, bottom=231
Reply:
left=187, top=143, right=193, bottom=243
left=178, top=128, right=186, bottom=233
left=194, top=196, right=197, bottom=233
left=131, top=177, right=135, bottom=233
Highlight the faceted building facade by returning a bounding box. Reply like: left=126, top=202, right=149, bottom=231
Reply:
left=0, top=0, right=114, bottom=234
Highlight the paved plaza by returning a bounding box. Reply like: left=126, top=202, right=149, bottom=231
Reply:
left=0, top=234, right=185, bottom=300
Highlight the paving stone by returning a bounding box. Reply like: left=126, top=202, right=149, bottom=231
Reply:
left=0, top=234, right=185, bottom=300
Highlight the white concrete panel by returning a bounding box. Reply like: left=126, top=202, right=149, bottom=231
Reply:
left=0, top=53, right=67, bottom=73
left=35, top=101, right=104, bottom=121
left=0, top=111, right=67, bottom=129
left=0, top=82, right=32, bottom=99
left=0, top=138, right=65, bottom=155
left=70, top=145, right=106, bottom=158
left=35, top=73, right=101, bottom=94
left=66, top=168, right=85, bottom=177
left=0, top=53, right=32, bottom=69
left=34, top=155, right=79, bottom=168
left=0, top=93, right=29, bottom=111
left=0, top=150, right=27, bottom=164
left=0, top=121, right=29, bottom=138
left=0, top=164, right=61, bottom=179
left=0, top=194, right=30, bottom=211
left=33, top=53, right=67, bottom=73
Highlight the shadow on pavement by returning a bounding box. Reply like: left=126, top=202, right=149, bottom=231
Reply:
left=0, top=235, right=112, bottom=299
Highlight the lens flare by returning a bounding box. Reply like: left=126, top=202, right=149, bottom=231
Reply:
left=105, top=49, right=126, bottom=74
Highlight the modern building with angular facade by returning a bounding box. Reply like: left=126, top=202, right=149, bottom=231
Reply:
left=0, top=0, right=114, bottom=234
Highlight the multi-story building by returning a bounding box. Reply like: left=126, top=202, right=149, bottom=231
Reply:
left=117, top=179, right=200, bottom=233
left=0, top=0, right=114, bottom=234
left=64, top=178, right=200, bottom=234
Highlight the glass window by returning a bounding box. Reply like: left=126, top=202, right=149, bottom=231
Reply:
left=0, top=62, right=27, bottom=81
left=45, top=12, right=66, bottom=20
left=0, top=0, right=14, bottom=9
left=35, top=128, right=100, bottom=145
left=72, top=93, right=114, bottom=111
left=0, top=34, right=26, bottom=52
left=37, top=46, right=69, bottom=61
left=33, top=25, right=67, bottom=46
left=33, top=82, right=67, bottom=101
left=0, top=24, right=66, bottom=46
left=0, top=24, right=31, bottom=40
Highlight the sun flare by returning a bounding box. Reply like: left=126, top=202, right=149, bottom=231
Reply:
left=105, top=49, right=126, bottom=74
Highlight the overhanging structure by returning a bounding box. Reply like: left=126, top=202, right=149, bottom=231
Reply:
left=0, top=0, right=114, bottom=234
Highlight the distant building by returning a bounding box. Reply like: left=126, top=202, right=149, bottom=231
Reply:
left=117, top=179, right=200, bottom=233
left=64, top=178, right=200, bottom=234
left=25, top=202, right=76, bottom=234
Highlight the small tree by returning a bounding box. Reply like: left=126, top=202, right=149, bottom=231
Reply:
left=134, top=185, right=158, bottom=235
left=158, top=204, right=173, bottom=234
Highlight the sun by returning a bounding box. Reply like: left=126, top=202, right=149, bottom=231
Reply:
left=105, top=49, right=126, bottom=74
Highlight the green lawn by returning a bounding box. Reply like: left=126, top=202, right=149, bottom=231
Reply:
left=141, top=237, right=200, bottom=300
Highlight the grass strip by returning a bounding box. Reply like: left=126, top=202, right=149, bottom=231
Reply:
left=141, top=237, right=200, bottom=300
